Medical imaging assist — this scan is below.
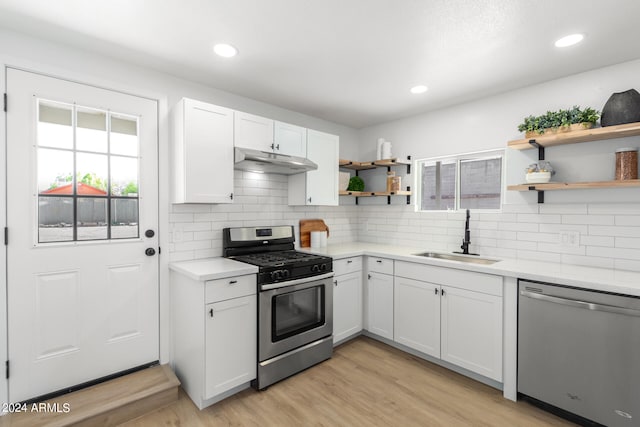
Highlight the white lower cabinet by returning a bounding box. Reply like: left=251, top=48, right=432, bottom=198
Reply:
left=333, top=271, right=363, bottom=343
left=393, top=276, right=440, bottom=358
left=440, top=285, right=502, bottom=381
left=205, top=295, right=257, bottom=398
left=365, top=257, right=395, bottom=340
left=366, top=271, right=394, bottom=340
left=171, top=271, right=257, bottom=409
left=393, top=261, right=503, bottom=382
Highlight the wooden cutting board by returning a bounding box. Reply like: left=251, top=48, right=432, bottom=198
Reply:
left=299, top=219, right=330, bottom=248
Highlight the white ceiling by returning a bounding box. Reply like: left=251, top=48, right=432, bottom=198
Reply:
left=1, top=0, right=639, bottom=128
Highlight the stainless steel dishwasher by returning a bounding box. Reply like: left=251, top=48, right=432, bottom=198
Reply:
left=518, top=279, right=640, bottom=427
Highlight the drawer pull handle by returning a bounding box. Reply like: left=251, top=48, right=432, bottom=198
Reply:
left=347, top=260, right=353, bottom=264
left=376, top=260, right=382, bottom=263
left=229, top=280, right=238, bottom=284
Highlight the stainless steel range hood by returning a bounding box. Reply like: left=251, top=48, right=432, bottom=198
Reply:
left=234, top=147, right=317, bottom=175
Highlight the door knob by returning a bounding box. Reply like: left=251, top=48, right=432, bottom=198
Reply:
left=145, top=248, right=156, bottom=256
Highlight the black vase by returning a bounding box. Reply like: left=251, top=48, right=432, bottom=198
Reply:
left=601, top=89, right=640, bottom=127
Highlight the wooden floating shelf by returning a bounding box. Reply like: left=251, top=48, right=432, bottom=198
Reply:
left=507, top=121, right=640, bottom=150
left=338, top=159, right=376, bottom=171
left=339, top=157, right=411, bottom=172
left=339, top=190, right=412, bottom=197
left=339, top=188, right=412, bottom=205
left=507, top=179, right=640, bottom=192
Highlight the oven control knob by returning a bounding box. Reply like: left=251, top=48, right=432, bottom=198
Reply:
left=283, top=270, right=290, bottom=279
left=320, top=263, right=327, bottom=271
left=311, top=265, right=320, bottom=272
left=271, top=271, right=281, bottom=281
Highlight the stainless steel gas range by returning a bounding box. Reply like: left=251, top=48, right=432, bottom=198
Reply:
left=223, top=225, right=333, bottom=390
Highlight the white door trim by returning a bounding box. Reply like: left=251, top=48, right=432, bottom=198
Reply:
left=1, top=60, right=9, bottom=410
left=0, top=60, right=171, bottom=407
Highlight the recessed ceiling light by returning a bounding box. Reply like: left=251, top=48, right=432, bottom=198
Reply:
left=554, top=34, right=584, bottom=48
left=213, top=43, right=238, bottom=58
left=410, top=85, right=428, bottom=94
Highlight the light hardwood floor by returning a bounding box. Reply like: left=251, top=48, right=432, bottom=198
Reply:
left=122, top=337, right=575, bottom=426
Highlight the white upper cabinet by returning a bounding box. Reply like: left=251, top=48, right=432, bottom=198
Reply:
left=234, top=111, right=274, bottom=152
left=274, top=121, right=307, bottom=157
left=288, top=129, right=339, bottom=206
left=172, top=98, right=234, bottom=204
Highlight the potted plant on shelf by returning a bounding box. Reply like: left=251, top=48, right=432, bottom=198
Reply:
left=517, top=106, right=600, bottom=138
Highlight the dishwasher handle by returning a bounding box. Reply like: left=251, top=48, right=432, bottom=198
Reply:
left=520, top=289, right=640, bottom=317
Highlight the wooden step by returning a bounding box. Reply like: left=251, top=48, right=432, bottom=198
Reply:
left=0, top=364, right=180, bottom=427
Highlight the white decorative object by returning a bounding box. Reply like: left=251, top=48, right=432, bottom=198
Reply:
left=381, top=141, right=392, bottom=159
left=311, top=231, right=327, bottom=248
left=377, top=138, right=385, bottom=160
left=525, top=171, right=551, bottom=183
left=339, top=172, right=350, bottom=190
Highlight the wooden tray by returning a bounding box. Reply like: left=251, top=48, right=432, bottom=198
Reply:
left=299, top=219, right=329, bottom=248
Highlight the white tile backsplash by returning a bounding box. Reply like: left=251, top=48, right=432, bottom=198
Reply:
left=167, top=172, right=640, bottom=272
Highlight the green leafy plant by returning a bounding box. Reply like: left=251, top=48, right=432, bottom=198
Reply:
left=347, top=176, right=365, bottom=191
left=517, top=106, right=600, bottom=135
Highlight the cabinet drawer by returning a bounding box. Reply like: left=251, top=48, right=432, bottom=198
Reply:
left=367, top=257, right=394, bottom=275
left=334, top=256, right=362, bottom=276
left=205, top=274, right=256, bottom=303
left=395, top=261, right=502, bottom=297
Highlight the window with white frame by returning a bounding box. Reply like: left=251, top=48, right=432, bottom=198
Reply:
left=417, top=150, right=504, bottom=211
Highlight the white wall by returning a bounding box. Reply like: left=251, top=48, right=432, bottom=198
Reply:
left=356, top=59, right=640, bottom=272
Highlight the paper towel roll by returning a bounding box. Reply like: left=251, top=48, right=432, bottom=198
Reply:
left=381, top=141, right=392, bottom=159
left=311, top=231, right=324, bottom=248
left=377, top=138, right=385, bottom=160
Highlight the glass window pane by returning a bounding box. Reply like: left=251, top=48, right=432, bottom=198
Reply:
left=77, top=198, right=108, bottom=240
left=38, top=100, right=73, bottom=149
left=110, top=114, right=138, bottom=156
left=76, top=152, right=108, bottom=195
left=273, top=286, right=323, bottom=340
left=38, top=148, right=74, bottom=195
left=460, top=158, right=502, bottom=210
left=38, top=196, right=74, bottom=242
left=420, top=161, right=456, bottom=211
left=77, top=107, right=107, bottom=153
left=110, top=156, right=138, bottom=196
left=111, top=199, right=139, bottom=239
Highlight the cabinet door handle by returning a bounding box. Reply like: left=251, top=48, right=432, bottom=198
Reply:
left=209, top=308, right=214, bottom=318
left=367, top=274, right=371, bottom=280
left=229, top=280, right=238, bottom=285
left=308, top=197, right=312, bottom=203
left=441, top=289, right=446, bottom=296
left=435, top=288, right=439, bottom=295
left=230, top=193, right=233, bottom=200
left=334, top=280, right=338, bottom=287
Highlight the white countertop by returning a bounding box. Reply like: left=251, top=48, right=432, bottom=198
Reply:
left=168, top=242, right=640, bottom=296
left=169, top=257, right=258, bottom=281
left=300, top=242, right=640, bottom=297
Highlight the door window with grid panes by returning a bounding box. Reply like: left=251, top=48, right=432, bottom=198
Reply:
left=37, top=99, right=140, bottom=243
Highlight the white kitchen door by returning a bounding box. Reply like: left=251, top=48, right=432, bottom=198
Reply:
left=6, top=68, right=159, bottom=402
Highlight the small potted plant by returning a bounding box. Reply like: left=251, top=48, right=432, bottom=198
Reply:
left=518, top=106, right=600, bottom=137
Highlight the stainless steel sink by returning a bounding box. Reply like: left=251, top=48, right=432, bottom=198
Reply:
left=413, top=252, right=500, bottom=265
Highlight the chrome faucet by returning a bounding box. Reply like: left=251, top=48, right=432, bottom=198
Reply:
left=454, top=209, right=478, bottom=256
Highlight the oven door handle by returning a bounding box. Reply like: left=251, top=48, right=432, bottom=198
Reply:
left=260, top=272, right=334, bottom=291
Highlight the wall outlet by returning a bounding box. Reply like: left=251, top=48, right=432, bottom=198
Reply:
left=559, top=230, right=580, bottom=248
